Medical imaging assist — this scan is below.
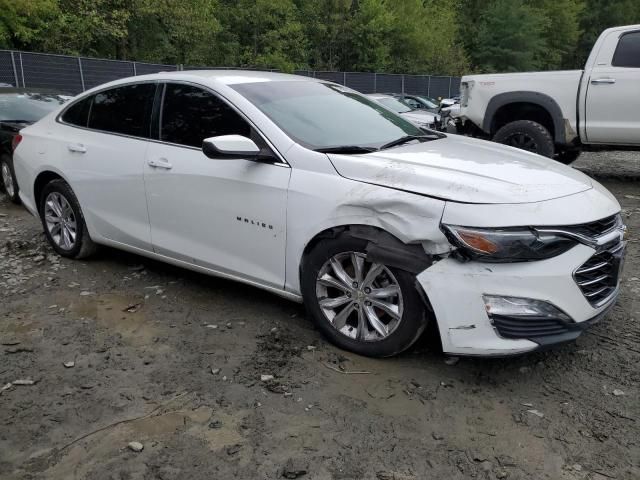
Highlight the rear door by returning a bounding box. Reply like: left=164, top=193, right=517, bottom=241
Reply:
left=144, top=82, right=290, bottom=289
left=59, top=82, right=156, bottom=250
left=585, top=30, right=640, bottom=144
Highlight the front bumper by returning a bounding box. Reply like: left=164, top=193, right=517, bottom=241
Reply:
left=417, top=243, right=623, bottom=356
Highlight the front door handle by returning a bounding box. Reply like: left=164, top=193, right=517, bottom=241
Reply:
left=67, top=143, right=87, bottom=153
left=591, top=77, right=616, bottom=85
left=147, top=158, right=173, bottom=170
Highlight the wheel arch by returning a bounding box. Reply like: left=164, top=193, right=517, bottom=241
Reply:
left=299, top=223, right=435, bottom=286
left=33, top=170, right=66, bottom=214
left=483, top=92, right=567, bottom=145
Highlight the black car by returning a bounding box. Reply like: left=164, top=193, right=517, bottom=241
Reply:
left=0, top=88, right=70, bottom=203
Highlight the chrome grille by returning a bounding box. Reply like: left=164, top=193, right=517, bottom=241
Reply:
left=566, top=215, right=619, bottom=238
left=575, top=242, right=625, bottom=307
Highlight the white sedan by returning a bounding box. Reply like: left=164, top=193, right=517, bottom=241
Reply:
left=13, top=71, right=626, bottom=357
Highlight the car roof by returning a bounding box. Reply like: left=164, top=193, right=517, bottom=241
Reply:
left=112, top=70, right=319, bottom=86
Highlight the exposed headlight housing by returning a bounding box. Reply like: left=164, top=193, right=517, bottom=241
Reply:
left=442, top=225, right=577, bottom=262
left=483, top=295, right=571, bottom=321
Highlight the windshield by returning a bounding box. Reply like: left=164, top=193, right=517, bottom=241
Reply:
left=231, top=81, right=425, bottom=150
left=0, top=93, right=68, bottom=122
left=375, top=96, right=413, bottom=113
left=414, top=96, right=439, bottom=109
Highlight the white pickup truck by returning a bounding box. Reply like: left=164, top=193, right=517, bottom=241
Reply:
left=455, top=24, right=640, bottom=163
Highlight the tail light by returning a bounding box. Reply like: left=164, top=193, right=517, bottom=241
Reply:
left=11, top=134, right=22, bottom=152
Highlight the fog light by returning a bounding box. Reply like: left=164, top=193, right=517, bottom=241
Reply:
left=483, top=295, right=571, bottom=321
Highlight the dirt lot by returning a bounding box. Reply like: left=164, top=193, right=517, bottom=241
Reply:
left=1, top=153, right=639, bottom=480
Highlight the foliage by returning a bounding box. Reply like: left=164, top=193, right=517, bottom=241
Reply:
left=0, top=0, right=638, bottom=74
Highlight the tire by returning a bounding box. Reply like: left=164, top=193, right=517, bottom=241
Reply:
left=493, top=120, right=555, bottom=158
left=1, top=154, right=21, bottom=204
left=556, top=148, right=582, bottom=165
left=38, top=179, right=97, bottom=259
left=301, top=231, right=428, bottom=357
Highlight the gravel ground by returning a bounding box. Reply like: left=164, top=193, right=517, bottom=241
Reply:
left=1, top=153, right=639, bottom=480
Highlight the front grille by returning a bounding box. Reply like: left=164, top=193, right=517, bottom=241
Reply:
left=567, top=215, right=619, bottom=238
left=575, top=242, right=624, bottom=307
left=491, top=315, right=570, bottom=339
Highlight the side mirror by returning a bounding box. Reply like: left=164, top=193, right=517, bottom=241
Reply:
left=202, top=135, right=260, bottom=159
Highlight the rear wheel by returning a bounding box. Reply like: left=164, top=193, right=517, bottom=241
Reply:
left=39, top=179, right=97, bottom=259
left=493, top=120, right=555, bottom=158
left=1, top=155, right=20, bottom=204
left=301, top=232, right=428, bottom=357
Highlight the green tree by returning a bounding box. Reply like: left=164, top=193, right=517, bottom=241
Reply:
left=533, top=0, right=584, bottom=70
left=0, top=0, right=58, bottom=49
left=388, top=0, right=468, bottom=75
left=574, top=0, right=640, bottom=67
left=295, top=0, right=350, bottom=70
left=469, top=0, right=548, bottom=72
left=216, top=0, right=307, bottom=71
left=343, top=0, right=394, bottom=71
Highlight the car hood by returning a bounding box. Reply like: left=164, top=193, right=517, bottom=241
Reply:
left=400, top=110, right=438, bottom=125
left=327, top=134, right=593, bottom=204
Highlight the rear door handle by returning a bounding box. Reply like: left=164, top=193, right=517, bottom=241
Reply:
left=591, top=77, right=616, bottom=85
left=147, top=158, right=173, bottom=170
left=67, top=143, right=87, bottom=153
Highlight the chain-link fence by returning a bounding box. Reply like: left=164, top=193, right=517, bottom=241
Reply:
left=0, top=50, right=461, bottom=99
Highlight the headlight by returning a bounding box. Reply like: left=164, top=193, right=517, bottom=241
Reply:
left=442, top=225, right=577, bottom=262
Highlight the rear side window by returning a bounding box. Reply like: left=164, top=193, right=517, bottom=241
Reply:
left=160, top=83, right=251, bottom=148
left=61, top=96, right=92, bottom=127
left=88, top=83, right=155, bottom=137
left=612, top=31, right=640, bottom=68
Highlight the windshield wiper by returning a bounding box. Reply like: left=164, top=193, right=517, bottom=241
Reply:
left=314, top=145, right=378, bottom=154
left=379, top=135, right=435, bottom=150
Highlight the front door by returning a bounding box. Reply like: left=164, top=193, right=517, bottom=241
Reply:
left=144, top=83, right=290, bottom=289
left=585, top=30, right=640, bottom=145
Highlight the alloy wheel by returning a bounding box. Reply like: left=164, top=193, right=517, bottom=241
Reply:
left=315, top=252, right=404, bottom=342
left=44, top=192, right=77, bottom=250
left=1, top=162, right=14, bottom=198
left=505, top=132, right=538, bottom=152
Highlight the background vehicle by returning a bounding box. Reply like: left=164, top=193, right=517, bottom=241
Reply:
left=365, top=93, right=439, bottom=129
left=457, top=24, right=640, bottom=163
left=0, top=88, right=70, bottom=203
left=13, top=71, right=624, bottom=359
left=390, top=93, right=440, bottom=113
left=439, top=95, right=460, bottom=108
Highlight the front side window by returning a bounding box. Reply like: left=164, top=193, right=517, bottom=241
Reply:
left=160, top=83, right=251, bottom=148
left=612, top=31, right=640, bottom=68
left=232, top=81, right=426, bottom=150
left=88, top=83, right=155, bottom=137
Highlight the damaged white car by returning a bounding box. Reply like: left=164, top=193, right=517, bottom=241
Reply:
left=13, top=71, right=626, bottom=357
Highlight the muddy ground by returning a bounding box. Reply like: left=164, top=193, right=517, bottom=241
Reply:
left=1, top=152, right=638, bottom=480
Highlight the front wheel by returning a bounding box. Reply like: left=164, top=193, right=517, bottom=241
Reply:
left=1, top=155, right=21, bottom=204
left=493, top=120, right=555, bottom=158
left=301, top=232, right=428, bottom=357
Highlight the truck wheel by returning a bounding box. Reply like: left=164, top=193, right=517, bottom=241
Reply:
left=493, top=120, right=554, bottom=158
left=556, top=149, right=581, bottom=165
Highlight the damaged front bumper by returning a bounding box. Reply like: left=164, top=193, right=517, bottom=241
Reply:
left=416, top=243, right=621, bottom=356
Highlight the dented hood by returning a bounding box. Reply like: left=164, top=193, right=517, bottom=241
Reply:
left=327, top=134, right=593, bottom=204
